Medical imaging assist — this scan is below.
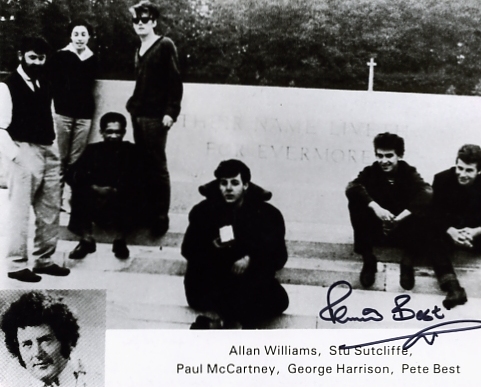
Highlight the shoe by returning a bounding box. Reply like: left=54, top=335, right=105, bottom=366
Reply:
left=190, top=315, right=223, bottom=329
left=33, top=263, right=70, bottom=276
left=112, top=239, right=130, bottom=259
left=150, top=218, right=169, bottom=237
left=360, top=256, right=377, bottom=288
left=8, top=269, right=41, bottom=283
left=69, top=239, right=96, bottom=259
left=439, top=273, right=457, bottom=292
left=400, top=263, right=415, bottom=290
left=443, top=280, right=468, bottom=310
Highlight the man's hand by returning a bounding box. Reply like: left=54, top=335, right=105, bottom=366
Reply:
left=447, top=227, right=473, bottom=248
left=382, top=219, right=397, bottom=236
left=213, top=237, right=234, bottom=249
left=383, top=209, right=412, bottom=236
left=232, top=256, right=250, bottom=275
left=459, top=227, right=481, bottom=243
left=162, top=115, right=174, bottom=129
left=368, top=201, right=394, bottom=222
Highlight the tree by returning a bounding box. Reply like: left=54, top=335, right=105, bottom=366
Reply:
left=1, top=0, right=481, bottom=94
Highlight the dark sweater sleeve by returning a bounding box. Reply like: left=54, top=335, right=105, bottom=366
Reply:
left=430, top=173, right=453, bottom=232
left=404, top=166, right=433, bottom=216
left=117, top=143, right=143, bottom=193
left=164, top=39, right=183, bottom=121
left=181, top=203, right=243, bottom=266
left=345, top=167, right=374, bottom=207
left=66, top=146, right=95, bottom=187
left=244, top=205, right=288, bottom=275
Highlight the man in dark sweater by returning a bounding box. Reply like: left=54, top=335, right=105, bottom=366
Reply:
left=67, top=112, right=144, bottom=260
left=126, top=1, right=183, bottom=237
left=49, top=19, right=98, bottom=177
left=428, top=144, right=481, bottom=309
left=346, top=133, right=432, bottom=289
left=182, top=160, right=289, bottom=329
left=0, top=36, right=70, bottom=282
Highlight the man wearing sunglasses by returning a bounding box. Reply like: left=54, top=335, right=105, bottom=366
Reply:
left=126, top=0, right=183, bottom=237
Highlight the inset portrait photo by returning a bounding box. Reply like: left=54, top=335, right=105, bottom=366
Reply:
left=0, top=289, right=105, bottom=387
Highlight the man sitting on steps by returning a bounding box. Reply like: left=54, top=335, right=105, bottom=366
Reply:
left=67, top=112, right=144, bottom=260
left=427, top=144, right=481, bottom=309
left=346, top=132, right=433, bottom=290
left=181, top=159, right=289, bottom=329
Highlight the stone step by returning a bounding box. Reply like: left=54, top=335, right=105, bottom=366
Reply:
left=7, top=267, right=481, bottom=330
left=5, top=237, right=481, bottom=329
left=2, top=190, right=480, bottom=267
left=56, top=217, right=481, bottom=268
left=53, top=240, right=481, bottom=298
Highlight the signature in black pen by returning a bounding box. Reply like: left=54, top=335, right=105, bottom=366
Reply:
left=339, top=319, right=481, bottom=350
left=319, top=280, right=445, bottom=324
left=318, top=280, right=481, bottom=349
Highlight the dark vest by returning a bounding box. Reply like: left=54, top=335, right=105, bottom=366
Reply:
left=4, top=71, right=55, bottom=145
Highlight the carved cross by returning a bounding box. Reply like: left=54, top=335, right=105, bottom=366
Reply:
left=367, top=58, right=377, bottom=92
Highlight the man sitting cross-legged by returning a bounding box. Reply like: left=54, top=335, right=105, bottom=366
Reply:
left=67, top=112, right=144, bottom=260
left=346, top=132, right=433, bottom=290
left=182, top=159, right=289, bottom=329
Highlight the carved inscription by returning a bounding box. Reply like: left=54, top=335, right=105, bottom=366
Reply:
left=206, top=142, right=372, bottom=164
left=178, top=114, right=408, bottom=139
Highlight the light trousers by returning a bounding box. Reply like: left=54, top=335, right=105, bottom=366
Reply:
left=6, top=142, right=61, bottom=271
left=55, top=114, right=92, bottom=175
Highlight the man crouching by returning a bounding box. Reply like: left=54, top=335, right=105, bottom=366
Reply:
left=182, top=159, right=289, bottom=329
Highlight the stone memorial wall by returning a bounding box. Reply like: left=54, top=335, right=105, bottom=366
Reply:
left=92, top=81, right=481, bottom=242
left=2, top=81, right=480, bottom=242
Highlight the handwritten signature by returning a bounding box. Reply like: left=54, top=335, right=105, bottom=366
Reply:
left=340, top=320, right=481, bottom=350
left=319, top=280, right=481, bottom=349
left=319, top=280, right=444, bottom=323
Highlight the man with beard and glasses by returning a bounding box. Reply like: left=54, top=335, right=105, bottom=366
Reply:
left=0, top=36, right=70, bottom=282
left=66, top=112, right=144, bottom=260
left=346, top=132, right=432, bottom=290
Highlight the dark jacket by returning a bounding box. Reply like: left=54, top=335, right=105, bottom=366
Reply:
left=67, top=141, right=147, bottom=233
left=431, top=167, right=481, bottom=232
left=126, top=37, right=183, bottom=120
left=67, top=141, right=143, bottom=197
left=181, top=181, right=288, bottom=278
left=50, top=50, right=97, bottom=119
left=346, top=160, right=432, bottom=216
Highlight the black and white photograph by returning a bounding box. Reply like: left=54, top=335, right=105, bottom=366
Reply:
left=0, top=289, right=105, bottom=387
left=1, top=0, right=481, bottom=385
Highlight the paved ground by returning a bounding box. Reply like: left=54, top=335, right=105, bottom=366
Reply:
left=1, top=188, right=481, bottom=330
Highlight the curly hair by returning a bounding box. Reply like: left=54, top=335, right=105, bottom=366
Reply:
left=457, top=144, right=481, bottom=170
left=1, top=292, right=80, bottom=368
left=99, top=111, right=127, bottom=132
left=373, top=132, right=405, bottom=157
